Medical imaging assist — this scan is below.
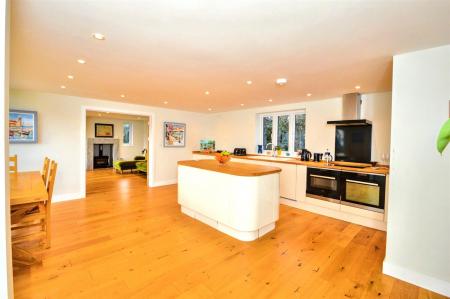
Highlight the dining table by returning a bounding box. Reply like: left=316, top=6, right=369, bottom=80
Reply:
left=10, top=171, right=48, bottom=265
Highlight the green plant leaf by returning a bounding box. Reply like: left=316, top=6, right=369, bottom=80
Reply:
left=437, top=118, right=450, bottom=154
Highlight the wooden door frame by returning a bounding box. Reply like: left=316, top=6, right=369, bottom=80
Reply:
left=80, top=106, right=155, bottom=198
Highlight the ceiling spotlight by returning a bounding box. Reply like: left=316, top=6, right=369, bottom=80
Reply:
left=92, top=33, right=105, bottom=40
left=67, top=75, right=74, bottom=80
left=204, top=91, right=210, bottom=95
left=163, top=101, right=168, bottom=104
left=246, top=80, right=252, bottom=85
left=307, top=93, right=312, bottom=97
left=120, top=94, right=125, bottom=98
left=276, top=78, right=287, bottom=86
left=106, top=112, right=110, bottom=114
left=77, top=59, right=86, bottom=64
left=208, top=108, right=212, bottom=111
left=268, top=99, right=273, bottom=102
left=355, top=85, right=361, bottom=89
left=240, top=103, right=245, bottom=106
left=60, top=85, right=66, bottom=89
left=98, top=113, right=102, bottom=116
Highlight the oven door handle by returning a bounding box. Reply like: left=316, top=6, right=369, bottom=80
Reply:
left=345, top=179, right=379, bottom=187
left=310, top=174, right=336, bottom=180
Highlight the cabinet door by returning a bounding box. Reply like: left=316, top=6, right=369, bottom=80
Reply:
left=295, top=165, right=307, bottom=202
left=278, top=163, right=297, bottom=200
left=227, top=157, right=297, bottom=200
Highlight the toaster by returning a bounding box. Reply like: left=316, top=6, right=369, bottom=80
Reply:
left=233, top=148, right=247, bottom=156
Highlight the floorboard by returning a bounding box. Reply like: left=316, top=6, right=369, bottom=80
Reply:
left=12, top=169, right=447, bottom=298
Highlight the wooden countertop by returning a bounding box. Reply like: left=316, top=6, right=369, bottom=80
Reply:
left=178, top=159, right=282, bottom=177
left=192, top=151, right=389, bottom=175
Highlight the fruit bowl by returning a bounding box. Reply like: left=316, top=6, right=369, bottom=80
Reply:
left=215, top=152, right=231, bottom=164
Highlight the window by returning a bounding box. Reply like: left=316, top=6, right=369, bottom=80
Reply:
left=262, top=116, right=273, bottom=150
left=294, top=114, right=306, bottom=151
left=123, top=123, right=133, bottom=145
left=277, top=115, right=289, bottom=151
left=258, top=110, right=306, bottom=153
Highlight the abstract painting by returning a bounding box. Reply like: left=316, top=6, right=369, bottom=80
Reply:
left=164, top=122, right=186, bottom=147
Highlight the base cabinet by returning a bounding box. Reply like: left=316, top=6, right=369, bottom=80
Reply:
left=191, top=154, right=387, bottom=230
left=295, top=165, right=307, bottom=202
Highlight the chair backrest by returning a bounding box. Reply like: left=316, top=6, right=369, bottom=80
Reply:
left=42, top=157, right=50, bottom=186
left=47, top=162, right=58, bottom=203
left=9, top=155, right=17, bottom=173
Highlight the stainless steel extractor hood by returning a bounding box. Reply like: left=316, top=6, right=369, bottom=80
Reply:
left=327, top=93, right=372, bottom=126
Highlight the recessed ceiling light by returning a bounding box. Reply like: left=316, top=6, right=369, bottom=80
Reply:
left=355, top=85, right=361, bottom=89
left=240, top=103, right=245, bottom=106
left=268, top=99, right=273, bottom=102
left=307, top=93, right=312, bottom=97
left=98, top=113, right=101, bottom=116
left=246, top=80, right=252, bottom=85
left=92, top=33, right=105, bottom=40
left=120, top=94, right=125, bottom=98
left=276, top=78, right=287, bottom=86
left=60, top=85, right=66, bottom=89
left=106, top=112, right=110, bottom=114
left=205, top=91, right=210, bottom=95
left=163, top=101, right=168, bottom=104
left=77, top=59, right=86, bottom=64
left=208, top=108, right=212, bottom=111
left=67, top=75, right=74, bottom=80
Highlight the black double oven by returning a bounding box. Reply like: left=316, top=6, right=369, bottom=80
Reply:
left=306, top=167, right=386, bottom=212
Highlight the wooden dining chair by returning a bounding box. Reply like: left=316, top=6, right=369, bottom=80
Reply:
left=41, top=157, right=50, bottom=187
left=11, top=161, right=58, bottom=249
left=9, top=155, right=18, bottom=173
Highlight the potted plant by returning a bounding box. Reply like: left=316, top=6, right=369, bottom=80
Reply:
left=275, top=146, right=282, bottom=156
left=215, top=150, right=231, bottom=164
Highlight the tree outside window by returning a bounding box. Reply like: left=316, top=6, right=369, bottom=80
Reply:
left=259, top=111, right=305, bottom=153
left=123, top=123, right=133, bottom=145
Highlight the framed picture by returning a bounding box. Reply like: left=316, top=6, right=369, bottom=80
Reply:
left=9, top=110, right=38, bottom=143
left=164, top=122, right=186, bottom=147
left=95, top=123, right=114, bottom=138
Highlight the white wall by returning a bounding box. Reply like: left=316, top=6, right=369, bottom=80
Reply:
left=1, top=0, right=13, bottom=297
left=384, top=45, right=450, bottom=296
left=361, top=92, right=392, bottom=163
left=9, top=89, right=211, bottom=199
left=208, top=92, right=391, bottom=163
left=86, top=116, right=148, bottom=160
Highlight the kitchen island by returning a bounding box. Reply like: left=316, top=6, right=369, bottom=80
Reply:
left=178, top=159, right=281, bottom=241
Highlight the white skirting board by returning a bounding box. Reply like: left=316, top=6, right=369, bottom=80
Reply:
left=383, top=261, right=450, bottom=297
left=52, top=192, right=84, bottom=203
left=150, top=179, right=177, bottom=187
left=281, top=197, right=387, bottom=231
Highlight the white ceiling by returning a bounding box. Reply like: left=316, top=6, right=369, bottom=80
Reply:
left=86, top=110, right=149, bottom=121
left=10, top=0, right=450, bottom=112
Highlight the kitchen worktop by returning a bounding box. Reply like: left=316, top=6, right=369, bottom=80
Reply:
left=178, top=159, right=282, bottom=176
left=192, top=151, right=389, bottom=175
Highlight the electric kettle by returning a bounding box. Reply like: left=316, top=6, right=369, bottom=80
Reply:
left=299, top=149, right=312, bottom=161
left=323, top=149, right=333, bottom=165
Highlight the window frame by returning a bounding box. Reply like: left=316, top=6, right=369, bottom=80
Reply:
left=122, top=122, right=133, bottom=146
left=258, top=109, right=306, bottom=154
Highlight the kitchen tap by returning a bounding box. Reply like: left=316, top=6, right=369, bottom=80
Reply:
left=265, top=143, right=276, bottom=157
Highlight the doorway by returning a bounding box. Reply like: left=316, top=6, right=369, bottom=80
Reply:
left=81, top=108, right=154, bottom=196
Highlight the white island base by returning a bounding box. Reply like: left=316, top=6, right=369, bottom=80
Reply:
left=178, top=160, right=281, bottom=241
left=180, top=206, right=276, bottom=241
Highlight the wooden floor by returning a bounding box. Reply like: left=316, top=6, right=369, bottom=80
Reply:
left=13, top=169, right=446, bottom=299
